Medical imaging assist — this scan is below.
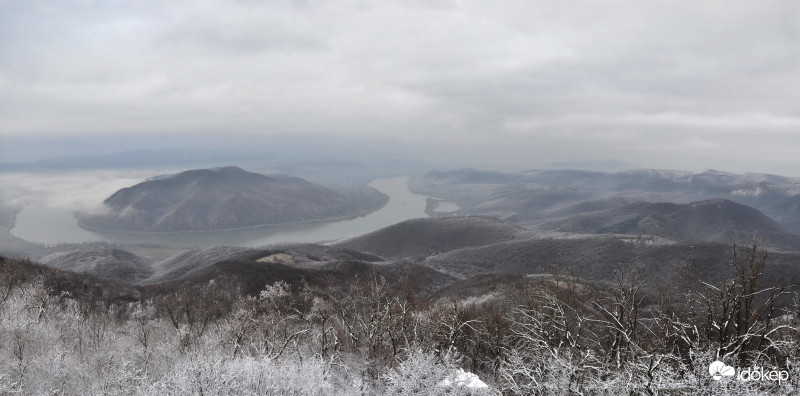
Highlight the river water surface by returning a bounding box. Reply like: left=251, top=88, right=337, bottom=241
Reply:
left=11, top=177, right=444, bottom=248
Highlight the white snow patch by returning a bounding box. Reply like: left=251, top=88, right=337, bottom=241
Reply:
left=732, top=187, right=763, bottom=196
left=462, top=292, right=497, bottom=306
left=439, top=368, right=489, bottom=389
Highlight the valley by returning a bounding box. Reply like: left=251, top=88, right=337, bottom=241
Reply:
left=7, top=175, right=446, bottom=249
left=2, top=164, right=800, bottom=395
left=5, top=165, right=800, bottom=287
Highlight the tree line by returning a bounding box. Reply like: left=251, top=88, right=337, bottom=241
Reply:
left=0, top=240, right=797, bottom=395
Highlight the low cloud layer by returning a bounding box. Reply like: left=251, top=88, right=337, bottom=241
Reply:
left=0, top=170, right=153, bottom=212
left=1, top=1, right=798, bottom=174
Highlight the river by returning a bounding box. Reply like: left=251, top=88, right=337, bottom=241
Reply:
left=10, top=177, right=451, bottom=248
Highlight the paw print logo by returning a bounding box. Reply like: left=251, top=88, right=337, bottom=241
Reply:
left=708, top=360, right=735, bottom=380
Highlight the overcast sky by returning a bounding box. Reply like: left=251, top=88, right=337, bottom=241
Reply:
left=1, top=0, right=798, bottom=174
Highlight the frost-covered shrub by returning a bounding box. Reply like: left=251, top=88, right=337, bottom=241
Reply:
left=143, top=356, right=337, bottom=396
left=385, top=349, right=455, bottom=394
left=384, top=348, right=495, bottom=395
left=1, top=243, right=798, bottom=395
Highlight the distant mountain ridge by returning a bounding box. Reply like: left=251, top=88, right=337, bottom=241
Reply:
left=410, top=168, right=800, bottom=236
left=77, top=166, right=388, bottom=232
left=531, top=199, right=800, bottom=250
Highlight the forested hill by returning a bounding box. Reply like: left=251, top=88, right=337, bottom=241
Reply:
left=76, top=166, right=388, bottom=232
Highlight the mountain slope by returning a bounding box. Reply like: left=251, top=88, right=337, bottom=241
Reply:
left=422, top=236, right=800, bottom=290
left=532, top=199, right=800, bottom=250
left=76, top=166, right=388, bottom=232
left=39, top=248, right=153, bottom=283
left=168, top=258, right=454, bottom=296
left=335, top=216, right=526, bottom=259
left=147, top=246, right=253, bottom=283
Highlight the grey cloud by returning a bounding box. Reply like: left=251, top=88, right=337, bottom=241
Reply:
left=1, top=0, right=799, bottom=175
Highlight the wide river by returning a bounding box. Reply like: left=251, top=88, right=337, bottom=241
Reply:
left=11, top=177, right=453, bottom=248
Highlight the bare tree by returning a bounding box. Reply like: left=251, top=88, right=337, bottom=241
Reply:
left=691, top=240, right=791, bottom=365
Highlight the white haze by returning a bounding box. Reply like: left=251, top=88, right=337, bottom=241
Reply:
left=0, top=170, right=154, bottom=212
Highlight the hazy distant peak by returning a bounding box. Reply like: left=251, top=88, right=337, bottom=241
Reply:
left=616, top=169, right=694, bottom=178
left=739, top=172, right=798, bottom=184
left=210, top=165, right=246, bottom=173
left=699, top=169, right=735, bottom=176
left=690, top=198, right=726, bottom=206
left=143, top=166, right=278, bottom=186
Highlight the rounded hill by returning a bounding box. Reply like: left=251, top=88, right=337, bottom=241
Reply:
left=76, top=166, right=388, bottom=232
